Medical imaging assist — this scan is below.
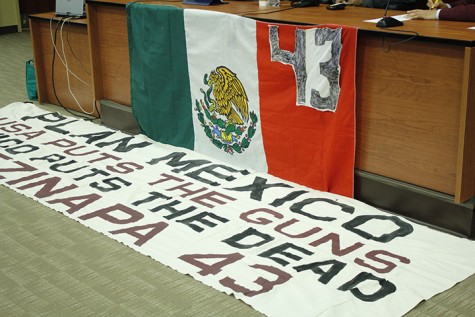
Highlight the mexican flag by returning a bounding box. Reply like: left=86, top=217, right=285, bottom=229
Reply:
left=127, top=3, right=357, bottom=197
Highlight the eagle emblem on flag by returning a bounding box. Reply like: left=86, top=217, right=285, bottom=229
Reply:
left=195, top=66, right=258, bottom=155
left=208, top=66, right=249, bottom=126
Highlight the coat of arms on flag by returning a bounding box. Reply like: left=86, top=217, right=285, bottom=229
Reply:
left=195, top=66, right=259, bottom=154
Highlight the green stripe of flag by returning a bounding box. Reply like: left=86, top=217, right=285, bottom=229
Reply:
left=127, top=3, right=194, bottom=149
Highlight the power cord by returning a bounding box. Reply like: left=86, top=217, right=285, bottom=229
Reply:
left=60, top=17, right=98, bottom=116
left=379, top=29, right=419, bottom=52
left=49, top=16, right=100, bottom=121
left=65, top=21, right=91, bottom=76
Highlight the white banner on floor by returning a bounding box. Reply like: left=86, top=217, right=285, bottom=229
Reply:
left=1, top=102, right=475, bottom=317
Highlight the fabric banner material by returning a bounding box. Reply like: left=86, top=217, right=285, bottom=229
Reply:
left=127, top=4, right=357, bottom=197
left=1, top=103, right=475, bottom=317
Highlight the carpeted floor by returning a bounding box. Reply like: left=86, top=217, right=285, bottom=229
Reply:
left=1, top=30, right=474, bottom=317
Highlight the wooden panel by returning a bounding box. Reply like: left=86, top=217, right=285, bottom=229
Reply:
left=29, top=15, right=97, bottom=116
left=94, top=4, right=130, bottom=106
left=455, top=47, right=475, bottom=203
left=355, top=36, right=464, bottom=195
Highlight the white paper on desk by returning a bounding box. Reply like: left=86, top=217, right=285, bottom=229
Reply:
left=364, top=14, right=410, bottom=23
left=469, top=26, right=475, bottom=30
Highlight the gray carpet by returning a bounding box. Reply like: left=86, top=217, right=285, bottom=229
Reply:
left=1, top=30, right=474, bottom=317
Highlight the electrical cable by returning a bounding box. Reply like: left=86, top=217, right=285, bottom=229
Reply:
left=240, top=4, right=299, bottom=18
left=49, top=17, right=89, bottom=86
left=379, top=30, right=419, bottom=52
left=60, top=16, right=95, bottom=115
left=66, top=20, right=91, bottom=76
left=49, top=16, right=100, bottom=121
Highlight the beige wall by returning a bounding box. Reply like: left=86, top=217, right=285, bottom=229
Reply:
left=0, top=0, right=22, bottom=32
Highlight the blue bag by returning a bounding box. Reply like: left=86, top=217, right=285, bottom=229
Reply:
left=26, top=60, right=38, bottom=100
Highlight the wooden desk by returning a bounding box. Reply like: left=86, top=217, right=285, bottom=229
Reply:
left=29, top=13, right=98, bottom=116
left=85, top=0, right=475, bottom=237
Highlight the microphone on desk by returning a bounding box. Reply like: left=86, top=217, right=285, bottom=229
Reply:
left=376, top=0, right=404, bottom=28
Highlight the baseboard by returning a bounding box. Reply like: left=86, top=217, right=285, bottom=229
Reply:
left=99, top=99, right=140, bottom=135
left=355, top=170, right=475, bottom=239
left=0, top=25, right=19, bottom=35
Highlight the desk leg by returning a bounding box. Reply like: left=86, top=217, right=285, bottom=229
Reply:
left=456, top=47, right=475, bottom=203
left=86, top=3, right=104, bottom=104
left=29, top=18, right=46, bottom=104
